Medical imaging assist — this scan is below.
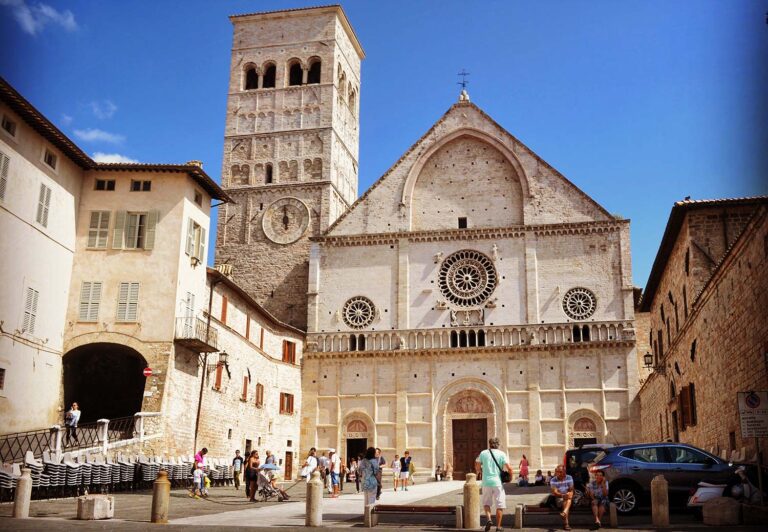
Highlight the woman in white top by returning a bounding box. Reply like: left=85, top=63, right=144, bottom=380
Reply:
left=391, top=454, right=401, bottom=491
left=64, top=402, right=81, bottom=446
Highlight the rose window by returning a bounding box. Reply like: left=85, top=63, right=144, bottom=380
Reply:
left=342, top=296, right=375, bottom=329
left=438, top=250, right=497, bottom=307
left=562, top=287, right=597, bottom=320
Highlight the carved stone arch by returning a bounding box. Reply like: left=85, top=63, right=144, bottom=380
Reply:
left=400, top=128, right=531, bottom=231
left=339, top=409, right=375, bottom=461
left=566, top=408, right=607, bottom=448
left=434, top=378, right=506, bottom=475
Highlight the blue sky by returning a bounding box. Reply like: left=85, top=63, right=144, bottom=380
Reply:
left=1, top=0, right=766, bottom=288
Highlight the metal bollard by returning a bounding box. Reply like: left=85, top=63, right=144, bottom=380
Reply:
left=12, top=468, right=33, bottom=518
left=305, top=470, right=323, bottom=527
left=462, top=473, right=480, bottom=530
left=151, top=470, right=171, bottom=524
left=651, top=474, right=669, bottom=528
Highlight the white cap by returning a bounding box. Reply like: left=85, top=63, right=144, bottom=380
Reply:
left=329, top=448, right=336, bottom=453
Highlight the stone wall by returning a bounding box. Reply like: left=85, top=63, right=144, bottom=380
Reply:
left=639, top=206, right=768, bottom=459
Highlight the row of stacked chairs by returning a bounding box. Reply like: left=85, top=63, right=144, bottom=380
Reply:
left=0, top=451, right=235, bottom=501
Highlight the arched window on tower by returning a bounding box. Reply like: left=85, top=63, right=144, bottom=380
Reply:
left=262, top=63, right=276, bottom=88
left=244, top=65, right=258, bottom=90
left=265, top=163, right=273, bottom=184
left=307, top=58, right=321, bottom=84
left=348, top=88, right=357, bottom=117
left=288, top=61, right=303, bottom=86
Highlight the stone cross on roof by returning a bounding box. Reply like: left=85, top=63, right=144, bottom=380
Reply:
left=457, top=69, right=471, bottom=102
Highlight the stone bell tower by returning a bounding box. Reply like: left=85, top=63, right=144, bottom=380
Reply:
left=215, top=5, right=364, bottom=329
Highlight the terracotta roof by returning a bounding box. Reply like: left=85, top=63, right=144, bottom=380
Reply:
left=639, top=196, right=768, bottom=312
left=229, top=4, right=365, bottom=59
left=0, top=76, right=231, bottom=202
left=207, top=267, right=305, bottom=336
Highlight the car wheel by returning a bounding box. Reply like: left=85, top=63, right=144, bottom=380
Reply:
left=612, top=486, right=639, bottom=514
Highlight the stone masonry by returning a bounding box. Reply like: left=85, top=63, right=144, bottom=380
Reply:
left=638, top=200, right=768, bottom=460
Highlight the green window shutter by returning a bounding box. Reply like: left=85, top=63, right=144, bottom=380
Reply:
left=144, top=210, right=159, bottom=250
left=113, top=211, right=126, bottom=249
left=198, top=226, right=206, bottom=262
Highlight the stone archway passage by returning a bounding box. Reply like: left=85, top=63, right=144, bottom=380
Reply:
left=63, top=343, right=147, bottom=423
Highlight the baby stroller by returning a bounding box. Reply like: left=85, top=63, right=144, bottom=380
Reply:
left=257, top=469, right=284, bottom=502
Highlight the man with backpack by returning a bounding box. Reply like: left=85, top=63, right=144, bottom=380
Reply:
left=475, top=437, right=514, bottom=532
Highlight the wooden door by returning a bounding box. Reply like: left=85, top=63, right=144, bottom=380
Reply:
left=284, top=452, right=293, bottom=480
left=452, top=418, right=487, bottom=480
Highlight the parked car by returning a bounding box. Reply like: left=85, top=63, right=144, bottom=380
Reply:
left=590, top=442, right=736, bottom=514
left=563, top=444, right=614, bottom=506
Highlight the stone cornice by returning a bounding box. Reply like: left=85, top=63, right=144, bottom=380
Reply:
left=311, top=220, right=627, bottom=246
left=225, top=180, right=333, bottom=194
left=303, top=340, right=634, bottom=360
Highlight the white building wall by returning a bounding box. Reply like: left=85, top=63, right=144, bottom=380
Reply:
left=0, top=103, right=82, bottom=432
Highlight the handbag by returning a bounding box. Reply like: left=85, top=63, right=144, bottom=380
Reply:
left=489, top=449, right=511, bottom=483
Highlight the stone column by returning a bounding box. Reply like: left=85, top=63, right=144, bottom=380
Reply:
left=463, top=473, right=480, bottom=529
left=651, top=474, right=669, bottom=527
left=97, top=419, right=109, bottom=455
left=49, top=425, right=62, bottom=459
left=12, top=468, right=32, bottom=518
left=305, top=471, right=323, bottom=526
left=151, top=470, right=171, bottom=523
left=302, top=67, right=309, bottom=85
left=134, top=413, right=144, bottom=442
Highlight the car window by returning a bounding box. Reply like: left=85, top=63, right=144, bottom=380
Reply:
left=620, top=447, right=663, bottom=463
left=668, top=447, right=709, bottom=464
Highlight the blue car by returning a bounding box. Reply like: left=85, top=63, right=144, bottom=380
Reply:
left=590, top=442, right=735, bottom=514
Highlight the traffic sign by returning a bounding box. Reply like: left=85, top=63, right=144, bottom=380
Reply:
left=143, top=367, right=153, bottom=378
left=738, top=391, right=768, bottom=438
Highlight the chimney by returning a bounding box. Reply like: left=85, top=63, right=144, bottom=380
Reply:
left=186, top=160, right=203, bottom=168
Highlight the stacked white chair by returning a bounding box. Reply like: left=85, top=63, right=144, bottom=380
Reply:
left=63, top=453, right=82, bottom=494
left=42, top=450, right=66, bottom=495
left=117, top=454, right=135, bottom=486
left=24, top=451, right=49, bottom=490
left=79, top=454, right=93, bottom=487
left=0, top=463, right=20, bottom=500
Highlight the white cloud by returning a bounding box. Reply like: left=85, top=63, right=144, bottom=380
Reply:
left=92, top=152, right=138, bottom=164
left=74, top=128, right=125, bottom=144
left=89, top=100, right=117, bottom=120
left=0, top=0, right=78, bottom=36
left=60, top=113, right=72, bottom=126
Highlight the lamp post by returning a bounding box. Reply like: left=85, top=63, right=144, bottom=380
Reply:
left=643, top=351, right=666, bottom=375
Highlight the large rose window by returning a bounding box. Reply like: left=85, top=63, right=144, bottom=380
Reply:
left=438, top=250, right=497, bottom=307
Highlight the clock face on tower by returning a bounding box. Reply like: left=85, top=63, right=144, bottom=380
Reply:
left=262, top=197, right=310, bottom=244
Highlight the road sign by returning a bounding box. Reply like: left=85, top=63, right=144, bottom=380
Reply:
left=143, top=367, right=153, bottom=378
left=738, top=391, right=768, bottom=438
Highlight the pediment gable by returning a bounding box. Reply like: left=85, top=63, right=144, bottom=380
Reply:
left=326, top=99, right=613, bottom=237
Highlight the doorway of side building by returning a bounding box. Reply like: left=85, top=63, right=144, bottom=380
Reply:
left=284, top=452, right=293, bottom=480
left=346, top=438, right=367, bottom=463
left=574, top=437, right=597, bottom=447
left=452, top=418, right=487, bottom=480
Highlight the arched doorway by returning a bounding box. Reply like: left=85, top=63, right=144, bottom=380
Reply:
left=63, top=343, right=147, bottom=423
left=446, top=390, right=494, bottom=479
left=344, top=419, right=369, bottom=464
left=567, top=409, right=606, bottom=448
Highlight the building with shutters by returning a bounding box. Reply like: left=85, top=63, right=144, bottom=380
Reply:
left=637, top=198, right=768, bottom=461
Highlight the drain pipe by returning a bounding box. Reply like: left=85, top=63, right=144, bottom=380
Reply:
left=193, top=274, right=222, bottom=454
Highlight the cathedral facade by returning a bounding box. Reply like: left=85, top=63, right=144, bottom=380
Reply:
left=215, top=5, right=639, bottom=476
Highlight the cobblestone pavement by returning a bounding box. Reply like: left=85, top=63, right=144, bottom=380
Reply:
left=1, top=480, right=766, bottom=530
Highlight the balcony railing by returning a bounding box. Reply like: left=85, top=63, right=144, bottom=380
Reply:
left=307, top=320, right=635, bottom=353
left=174, top=317, right=218, bottom=353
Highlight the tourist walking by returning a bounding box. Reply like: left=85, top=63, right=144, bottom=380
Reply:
left=329, top=449, right=341, bottom=497
left=319, top=451, right=329, bottom=490
left=587, top=469, right=610, bottom=530
left=232, top=450, right=244, bottom=490
left=475, top=437, right=513, bottom=532
left=391, top=454, right=401, bottom=491
left=399, top=451, right=411, bottom=491
left=245, top=450, right=261, bottom=501
left=547, top=465, right=575, bottom=530
left=64, top=402, right=81, bottom=446
left=375, top=448, right=385, bottom=500
left=300, top=447, right=318, bottom=481
left=192, top=463, right=206, bottom=498
left=348, top=457, right=360, bottom=493
left=359, top=447, right=381, bottom=509
left=519, top=454, right=529, bottom=483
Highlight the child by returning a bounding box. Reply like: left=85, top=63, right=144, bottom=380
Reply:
left=203, top=472, right=211, bottom=497
left=192, top=463, right=205, bottom=498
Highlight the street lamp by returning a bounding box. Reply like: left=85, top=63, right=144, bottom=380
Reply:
left=643, top=351, right=666, bottom=375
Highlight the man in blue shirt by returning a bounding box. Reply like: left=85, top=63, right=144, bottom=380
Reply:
left=549, top=464, right=575, bottom=530
left=475, top=437, right=514, bottom=532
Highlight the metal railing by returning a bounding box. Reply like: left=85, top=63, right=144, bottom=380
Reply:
left=174, top=316, right=218, bottom=352
left=0, top=416, right=136, bottom=463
